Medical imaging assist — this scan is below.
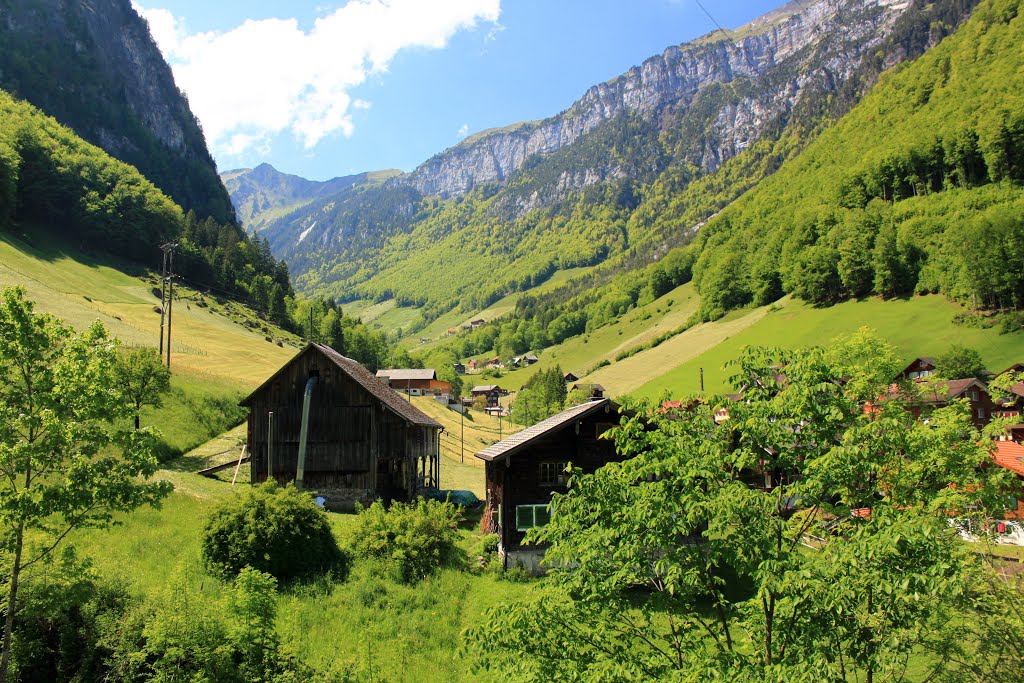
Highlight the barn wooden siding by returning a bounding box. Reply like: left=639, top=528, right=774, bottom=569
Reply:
left=244, top=345, right=440, bottom=503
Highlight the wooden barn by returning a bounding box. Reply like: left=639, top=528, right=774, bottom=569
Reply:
left=241, top=343, right=442, bottom=504
left=476, top=398, right=623, bottom=573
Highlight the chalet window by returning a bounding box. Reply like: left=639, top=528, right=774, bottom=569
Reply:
left=970, top=390, right=979, bottom=401
left=977, top=407, right=986, bottom=419
left=515, top=504, right=551, bottom=531
left=539, top=462, right=568, bottom=486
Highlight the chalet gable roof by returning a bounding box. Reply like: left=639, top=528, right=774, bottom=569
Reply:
left=475, top=398, right=618, bottom=463
left=376, top=368, right=437, bottom=381
left=241, top=343, right=441, bottom=429
left=471, top=385, right=500, bottom=393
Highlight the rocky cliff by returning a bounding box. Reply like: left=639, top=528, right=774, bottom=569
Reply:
left=405, top=0, right=910, bottom=200
left=0, top=0, right=236, bottom=223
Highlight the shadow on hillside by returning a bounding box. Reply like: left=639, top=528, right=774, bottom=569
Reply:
left=1, top=223, right=150, bottom=275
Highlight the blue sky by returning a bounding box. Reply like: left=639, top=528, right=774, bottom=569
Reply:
left=135, top=0, right=784, bottom=181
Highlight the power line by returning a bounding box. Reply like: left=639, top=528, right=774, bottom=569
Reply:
left=693, top=0, right=734, bottom=46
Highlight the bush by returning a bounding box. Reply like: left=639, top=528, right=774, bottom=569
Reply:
left=351, top=498, right=464, bottom=583
left=201, top=482, right=345, bottom=583
left=999, top=310, right=1024, bottom=334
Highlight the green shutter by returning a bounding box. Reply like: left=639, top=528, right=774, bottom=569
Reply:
left=535, top=505, right=551, bottom=526
left=516, top=505, right=533, bottom=531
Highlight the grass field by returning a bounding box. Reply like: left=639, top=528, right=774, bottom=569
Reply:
left=70, top=427, right=531, bottom=682
left=483, top=281, right=700, bottom=391
left=627, top=294, right=1024, bottom=399
left=0, top=229, right=297, bottom=387
left=406, top=396, right=520, bottom=498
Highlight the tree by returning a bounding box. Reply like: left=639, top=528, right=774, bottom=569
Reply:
left=471, top=329, right=1008, bottom=681
left=934, top=343, right=988, bottom=379
left=113, top=346, right=171, bottom=430
left=0, top=287, right=172, bottom=683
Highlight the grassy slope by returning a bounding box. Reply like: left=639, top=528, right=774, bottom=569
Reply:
left=407, top=395, right=520, bottom=498
left=0, top=228, right=300, bottom=455
left=489, top=281, right=699, bottom=390
left=71, top=431, right=528, bottom=682
left=621, top=294, right=1023, bottom=399
left=0, top=229, right=296, bottom=385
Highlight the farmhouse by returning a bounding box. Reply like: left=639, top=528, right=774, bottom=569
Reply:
left=899, top=357, right=937, bottom=380
left=471, top=384, right=506, bottom=407
left=241, top=343, right=442, bottom=505
left=375, top=368, right=451, bottom=396
left=909, top=377, right=995, bottom=429
left=476, top=398, right=623, bottom=573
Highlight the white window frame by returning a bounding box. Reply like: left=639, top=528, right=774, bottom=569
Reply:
left=515, top=503, right=551, bottom=531
left=539, top=461, right=568, bottom=486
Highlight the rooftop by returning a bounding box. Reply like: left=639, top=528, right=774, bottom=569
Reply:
left=475, top=398, right=617, bottom=462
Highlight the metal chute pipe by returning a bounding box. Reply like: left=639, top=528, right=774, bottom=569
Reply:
left=296, top=376, right=317, bottom=490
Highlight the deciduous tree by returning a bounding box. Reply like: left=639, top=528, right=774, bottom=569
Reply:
left=0, top=287, right=171, bottom=683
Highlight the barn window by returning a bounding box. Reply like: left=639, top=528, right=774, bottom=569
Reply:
left=515, top=504, right=551, bottom=531
left=539, top=462, right=568, bottom=486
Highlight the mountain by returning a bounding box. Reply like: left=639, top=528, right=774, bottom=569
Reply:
left=251, top=0, right=978, bottom=320
left=221, top=164, right=400, bottom=234
left=0, top=0, right=235, bottom=224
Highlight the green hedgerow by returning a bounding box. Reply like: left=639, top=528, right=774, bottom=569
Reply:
left=351, top=498, right=464, bottom=583
left=201, top=482, right=345, bottom=583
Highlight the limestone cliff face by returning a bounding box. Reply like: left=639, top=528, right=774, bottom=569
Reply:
left=405, top=0, right=910, bottom=200
left=0, top=0, right=235, bottom=223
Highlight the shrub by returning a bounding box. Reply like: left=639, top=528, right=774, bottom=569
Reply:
left=351, top=498, right=464, bottom=583
left=201, top=482, right=344, bottom=583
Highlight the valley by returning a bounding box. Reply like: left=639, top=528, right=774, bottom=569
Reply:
left=0, top=0, right=1022, bottom=680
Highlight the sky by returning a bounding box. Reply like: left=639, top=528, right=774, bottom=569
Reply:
left=133, top=0, right=785, bottom=181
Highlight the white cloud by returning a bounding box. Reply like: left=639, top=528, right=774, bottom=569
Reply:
left=133, top=0, right=501, bottom=157
left=456, top=122, right=469, bottom=138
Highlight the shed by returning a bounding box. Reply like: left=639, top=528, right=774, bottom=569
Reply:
left=476, top=398, right=623, bottom=572
left=241, top=343, right=442, bottom=505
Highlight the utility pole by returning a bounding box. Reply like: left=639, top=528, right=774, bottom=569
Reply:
left=158, top=245, right=169, bottom=355
left=165, top=250, right=175, bottom=368
left=460, top=406, right=464, bottom=464
left=160, top=242, right=178, bottom=367
left=700, top=367, right=704, bottom=392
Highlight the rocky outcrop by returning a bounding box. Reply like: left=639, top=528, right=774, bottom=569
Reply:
left=405, top=0, right=910, bottom=199
left=0, top=0, right=235, bottom=223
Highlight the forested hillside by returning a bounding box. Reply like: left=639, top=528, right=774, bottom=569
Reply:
left=688, top=0, right=1024, bottom=320
left=0, top=0, right=236, bottom=224
left=265, top=0, right=941, bottom=312
left=0, top=90, right=292, bottom=326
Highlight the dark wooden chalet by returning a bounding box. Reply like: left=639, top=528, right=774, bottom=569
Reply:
left=241, top=343, right=442, bottom=505
left=898, top=357, right=937, bottom=381
left=471, top=384, right=505, bottom=407
left=476, top=398, right=623, bottom=572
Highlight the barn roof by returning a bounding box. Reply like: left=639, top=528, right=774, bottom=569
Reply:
left=376, top=368, right=437, bottom=381
left=472, top=385, right=500, bottom=393
left=475, top=398, right=618, bottom=463
left=240, top=343, right=441, bottom=429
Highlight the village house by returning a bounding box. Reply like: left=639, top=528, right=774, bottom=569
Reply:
left=899, top=357, right=938, bottom=381
left=907, top=377, right=996, bottom=429
left=453, top=361, right=466, bottom=375
left=241, top=343, right=442, bottom=506
left=375, top=368, right=451, bottom=396
left=470, top=319, right=486, bottom=329
left=562, top=372, right=579, bottom=384
left=992, top=440, right=1024, bottom=544
left=524, top=353, right=539, bottom=365
left=471, top=384, right=506, bottom=407
left=476, top=398, right=624, bottom=572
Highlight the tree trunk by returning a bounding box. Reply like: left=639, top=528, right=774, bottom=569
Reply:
left=134, top=412, right=140, bottom=431
left=0, top=521, right=25, bottom=683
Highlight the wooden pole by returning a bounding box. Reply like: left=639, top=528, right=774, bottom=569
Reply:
left=230, top=445, right=248, bottom=485
left=158, top=247, right=168, bottom=355
left=267, top=411, right=274, bottom=484
left=165, top=249, right=175, bottom=368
